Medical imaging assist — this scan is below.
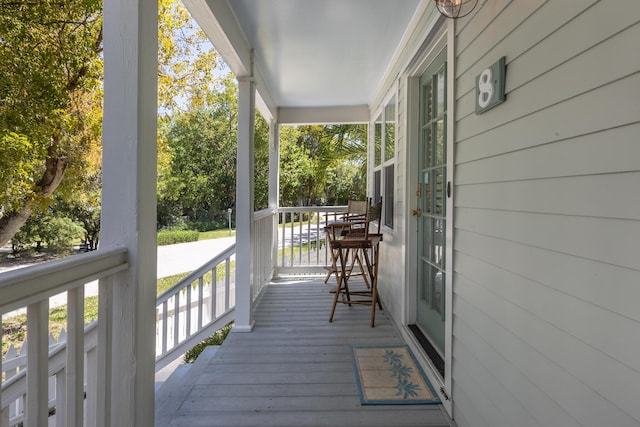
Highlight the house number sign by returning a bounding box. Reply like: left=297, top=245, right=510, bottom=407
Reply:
left=475, top=56, right=506, bottom=114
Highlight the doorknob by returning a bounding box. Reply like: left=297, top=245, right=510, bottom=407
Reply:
left=411, top=209, right=422, bottom=216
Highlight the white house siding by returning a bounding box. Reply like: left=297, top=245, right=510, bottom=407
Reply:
left=451, top=1, right=640, bottom=427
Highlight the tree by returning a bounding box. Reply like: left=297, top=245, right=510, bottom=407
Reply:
left=158, top=0, right=222, bottom=115
left=0, top=0, right=103, bottom=247
left=158, top=77, right=239, bottom=228
left=278, top=124, right=367, bottom=207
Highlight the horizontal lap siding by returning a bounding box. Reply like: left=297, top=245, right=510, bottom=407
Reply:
left=451, top=0, right=640, bottom=426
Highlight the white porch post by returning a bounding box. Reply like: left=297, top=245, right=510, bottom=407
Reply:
left=234, top=76, right=256, bottom=332
left=101, top=0, right=157, bottom=424
left=268, top=122, right=280, bottom=273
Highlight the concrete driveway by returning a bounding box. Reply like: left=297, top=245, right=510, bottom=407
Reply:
left=157, top=236, right=235, bottom=278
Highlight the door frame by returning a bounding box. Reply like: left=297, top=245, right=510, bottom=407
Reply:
left=402, top=19, right=455, bottom=415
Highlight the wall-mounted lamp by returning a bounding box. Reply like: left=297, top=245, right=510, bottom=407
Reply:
left=434, top=0, right=478, bottom=19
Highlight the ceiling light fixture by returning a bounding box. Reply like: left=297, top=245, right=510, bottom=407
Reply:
left=434, top=0, right=478, bottom=19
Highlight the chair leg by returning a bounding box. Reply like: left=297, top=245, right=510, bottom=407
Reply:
left=329, top=248, right=351, bottom=322
left=362, top=245, right=382, bottom=327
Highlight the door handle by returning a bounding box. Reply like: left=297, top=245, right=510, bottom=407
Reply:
left=411, top=209, right=422, bottom=216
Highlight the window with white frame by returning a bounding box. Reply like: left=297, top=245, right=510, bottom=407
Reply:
left=372, top=92, right=396, bottom=228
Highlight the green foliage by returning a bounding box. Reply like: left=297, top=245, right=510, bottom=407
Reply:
left=279, top=124, right=367, bottom=207
left=12, top=213, right=84, bottom=253
left=57, top=180, right=102, bottom=250
left=0, top=0, right=103, bottom=245
left=254, top=114, right=270, bottom=210
left=157, top=77, right=238, bottom=227
left=183, top=323, right=233, bottom=363
left=157, top=229, right=199, bottom=246
left=158, top=0, right=222, bottom=114
left=0, top=133, right=41, bottom=212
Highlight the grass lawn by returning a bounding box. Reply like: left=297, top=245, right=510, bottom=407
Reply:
left=199, top=229, right=235, bottom=240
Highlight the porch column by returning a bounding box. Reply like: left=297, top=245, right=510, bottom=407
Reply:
left=101, top=0, right=157, bottom=424
left=268, top=122, right=280, bottom=273
left=234, top=76, right=256, bottom=332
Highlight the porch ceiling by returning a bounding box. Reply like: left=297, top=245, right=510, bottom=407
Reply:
left=182, top=0, right=423, bottom=123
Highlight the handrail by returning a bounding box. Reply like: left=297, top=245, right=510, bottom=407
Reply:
left=278, top=205, right=347, bottom=213
left=156, top=243, right=236, bottom=305
left=253, top=207, right=276, bottom=221
left=0, top=248, right=128, bottom=427
left=0, top=248, right=128, bottom=315
left=154, top=242, right=236, bottom=371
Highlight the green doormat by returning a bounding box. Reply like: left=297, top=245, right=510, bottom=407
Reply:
left=350, top=345, right=441, bottom=405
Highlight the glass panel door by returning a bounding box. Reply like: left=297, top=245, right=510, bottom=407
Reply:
left=416, top=48, right=447, bottom=355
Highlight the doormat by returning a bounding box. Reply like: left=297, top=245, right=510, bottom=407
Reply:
left=350, top=345, right=441, bottom=405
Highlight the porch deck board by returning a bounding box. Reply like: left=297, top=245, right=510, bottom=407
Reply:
left=157, top=278, right=451, bottom=427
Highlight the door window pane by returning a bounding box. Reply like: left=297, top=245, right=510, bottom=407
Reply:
left=432, top=268, right=444, bottom=317
left=434, top=168, right=445, bottom=215
left=435, top=119, right=445, bottom=165
left=436, top=67, right=446, bottom=117
left=423, top=171, right=431, bottom=214
left=423, top=127, right=432, bottom=168
left=420, top=260, right=430, bottom=305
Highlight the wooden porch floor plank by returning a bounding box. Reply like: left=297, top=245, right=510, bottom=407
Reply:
left=166, top=410, right=450, bottom=427
left=157, top=278, right=451, bottom=427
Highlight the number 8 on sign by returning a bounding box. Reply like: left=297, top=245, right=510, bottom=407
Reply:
left=477, top=68, right=494, bottom=109
left=474, top=56, right=506, bottom=115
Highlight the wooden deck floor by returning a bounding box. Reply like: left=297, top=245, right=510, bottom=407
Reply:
left=156, top=278, right=452, bottom=427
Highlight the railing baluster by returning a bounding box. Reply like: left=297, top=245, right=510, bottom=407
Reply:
left=66, top=286, right=84, bottom=426
left=172, top=295, right=179, bottom=348
left=161, top=302, right=168, bottom=355
left=289, top=212, right=294, bottom=267
left=298, top=211, right=303, bottom=264
left=280, top=212, right=285, bottom=267
left=198, top=277, right=204, bottom=330
left=225, top=259, right=230, bottom=312
left=86, top=346, right=97, bottom=427
left=185, top=283, right=192, bottom=339
left=26, top=300, right=48, bottom=427
left=97, top=275, right=113, bottom=427
left=56, top=367, right=66, bottom=427
left=306, top=211, right=311, bottom=265
left=211, top=267, right=218, bottom=321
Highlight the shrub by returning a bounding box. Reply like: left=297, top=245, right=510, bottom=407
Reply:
left=183, top=323, right=233, bottom=363
left=12, top=214, right=84, bottom=253
left=157, top=229, right=199, bottom=246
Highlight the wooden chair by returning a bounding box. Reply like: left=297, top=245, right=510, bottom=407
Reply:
left=323, top=198, right=371, bottom=284
left=328, top=198, right=383, bottom=327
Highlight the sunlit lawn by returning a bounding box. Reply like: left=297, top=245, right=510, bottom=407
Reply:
left=199, top=229, right=235, bottom=240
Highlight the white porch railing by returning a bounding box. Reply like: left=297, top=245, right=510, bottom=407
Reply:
left=0, top=205, right=348, bottom=426
left=154, top=243, right=236, bottom=372
left=0, top=248, right=128, bottom=427
left=1, top=323, right=98, bottom=427
left=252, top=208, right=276, bottom=303
left=277, top=206, right=347, bottom=275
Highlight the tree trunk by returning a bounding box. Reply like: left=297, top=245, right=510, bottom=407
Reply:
left=0, top=154, right=68, bottom=248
